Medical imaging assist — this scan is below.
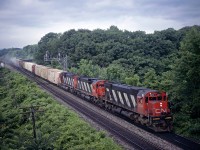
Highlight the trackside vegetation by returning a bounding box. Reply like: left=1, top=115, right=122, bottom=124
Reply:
left=1, top=25, right=200, bottom=140
left=0, top=68, right=122, bottom=149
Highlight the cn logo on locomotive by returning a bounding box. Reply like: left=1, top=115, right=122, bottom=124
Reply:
left=154, top=108, right=167, bottom=114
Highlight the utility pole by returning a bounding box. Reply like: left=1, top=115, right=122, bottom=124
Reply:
left=20, top=105, right=44, bottom=141
left=63, top=55, right=67, bottom=71
left=12, top=93, right=18, bottom=108
left=44, top=51, right=68, bottom=71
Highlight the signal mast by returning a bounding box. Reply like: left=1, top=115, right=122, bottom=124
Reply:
left=44, top=51, right=68, bottom=71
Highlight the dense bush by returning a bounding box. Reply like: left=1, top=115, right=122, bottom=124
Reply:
left=0, top=68, right=121, bottom=149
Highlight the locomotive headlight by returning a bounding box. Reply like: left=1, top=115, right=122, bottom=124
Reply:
left=153, top=118, right=160, bottom=120
left=165, top=117, right=172, bottom=120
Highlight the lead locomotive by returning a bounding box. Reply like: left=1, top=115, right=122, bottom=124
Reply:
left=16, top=59, right=173, bottom=132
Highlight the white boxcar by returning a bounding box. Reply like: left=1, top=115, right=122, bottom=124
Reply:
left=24, top=62, right=36, bottom=73
left=35, top=65, right=50, bottom=80
left=47, top=68, right=63, bottom=85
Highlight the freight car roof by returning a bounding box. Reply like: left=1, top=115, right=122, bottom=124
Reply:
left=25, top=62, right=36, bottom=65
left=48, top=68, right=63, bottom=72
left=20, top=59, right=33, bottom=62
left=35, top=65, right=51, bottom=68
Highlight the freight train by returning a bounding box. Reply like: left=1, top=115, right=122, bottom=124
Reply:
left=14, top=59, right=173, bottom=132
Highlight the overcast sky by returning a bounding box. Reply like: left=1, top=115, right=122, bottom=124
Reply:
left=0, top=0, right=199, bottom=49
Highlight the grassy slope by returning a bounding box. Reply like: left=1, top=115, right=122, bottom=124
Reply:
left=0, top=68, right=122, bottom=150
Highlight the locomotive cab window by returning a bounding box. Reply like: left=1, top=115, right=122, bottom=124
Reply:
left=149, top=97, right=156, bottom=101
left=164, top=96, right=166, bottom=101
left=158, top=96, right=162, bottom=101
left=99, top=84, right=104, bottom=87
left=145, top=97, right=148, bottom=103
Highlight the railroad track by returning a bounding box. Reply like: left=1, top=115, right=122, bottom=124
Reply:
left=8, top=64, right=200, bottom=149
left=117, top=114, right=200, bottom=150
left=43, top=81, right=160, bottom=150
left=8, top=64, right=162, bottom=150
left=155, top=132, right=200, bottom=150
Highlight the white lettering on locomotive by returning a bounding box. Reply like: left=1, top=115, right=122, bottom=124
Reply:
left=155, top=108, right=167, bottom=114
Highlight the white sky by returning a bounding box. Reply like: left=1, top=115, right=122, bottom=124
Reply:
left=0, top=0, right=199, bottom=48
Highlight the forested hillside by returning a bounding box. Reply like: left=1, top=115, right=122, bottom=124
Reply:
left=6, top=25, right=200, bottom=139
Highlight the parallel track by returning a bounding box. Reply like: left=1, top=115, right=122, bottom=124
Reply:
left=116, top=114, right=200, bottom=150
left=155, top=132, right=200, bottom=150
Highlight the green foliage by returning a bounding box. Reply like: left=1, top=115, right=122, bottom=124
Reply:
left=106, top=63, right=127, bottom=82
left=0, top=68, right=121, bottom=149
left=173, top=113, right=200, bottom=139
left=32, top=25, right=191, bottom=75
left=0, top=48, right=21, bottom=57
left=15, top=45, right=38, bottom=59
left=35, top=32, right=61, bottom=64
left=124, top=74, right=141, bottom=86
left=143, top=68, right=160, bottom=89
left=159, top=71, right=174, bottom=89
left=171, top=27, right=200, bottom=139
left=77, top=59, right=101, bottom=77
left=172, top=28, right=200, bottom=112
left=69, top=59, right=131, bottom=83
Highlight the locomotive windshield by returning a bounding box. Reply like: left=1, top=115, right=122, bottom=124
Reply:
left=145, top=92, right=164, bottom=101
left=99, top=84, right=104, bottom=87
left=96, top=84, right=104, bottom=88
left=147, top=96, right=162, bottom=101
left=149, top=97, right=157, bottom=101
left=158, top=96, right=162, bottom=100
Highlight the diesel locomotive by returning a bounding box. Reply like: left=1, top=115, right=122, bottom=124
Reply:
left=15, top=59, right=173, bottom=132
